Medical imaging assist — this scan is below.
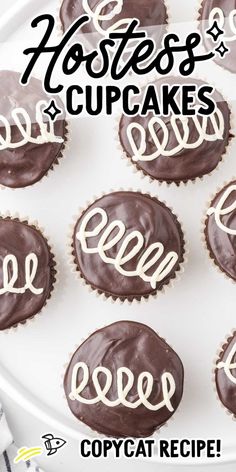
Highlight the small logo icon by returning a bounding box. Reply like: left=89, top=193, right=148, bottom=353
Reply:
left=14, top=447, right=43, bottom=463
left=42, top=433, right=67, bottom=456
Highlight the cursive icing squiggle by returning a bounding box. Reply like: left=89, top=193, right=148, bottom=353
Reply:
left=82, top=0, right=133, bottom=35
left=0, top=100, right=64, bottom=150
left=69, top=362, right=176, bottom=411
left=209, top=7, right=236, bottom=42
left=0, top=253, right=43, bottom=295
left=216, top=342, right=236, bottom=385
left=207, top=185, right=236, bottom=236
left=76, top=207, right=179, bottom=289
left=127, top=108, right=225, bottom=162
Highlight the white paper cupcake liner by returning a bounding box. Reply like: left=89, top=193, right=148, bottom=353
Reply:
left=1, top=212, right=58, bottom=333
left=68, top=188, right=188, bottom=304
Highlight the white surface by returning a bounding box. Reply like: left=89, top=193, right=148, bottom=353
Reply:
left=0, top=0, right=236, bottom=471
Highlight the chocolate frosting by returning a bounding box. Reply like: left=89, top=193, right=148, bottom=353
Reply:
left=215, top=332, right=236, bottom=416
left=119, top=77, right=231, bottom=184
left=205, top=181, right=236, bottom=280
left=199, top=0, right=236, bottom=73
left=73, top=191, right=184, bottom=300
left=0, top=71, right=66, bottom=188
left=64, top=321, right=184, bottom=437
left=0, top=218, right=56, bottom=330
left=60, top=0, right=168, bottom=35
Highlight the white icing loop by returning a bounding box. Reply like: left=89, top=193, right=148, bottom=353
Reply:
left=82, top=0, right=133, bottom=35
left=0, top=100, right=64, bottom=150
left=207, top=185, right=236, bottom=236
left=69, top=361, right=176, bottom=412
left=209, top=7, right=236, bottom=42
left=127, top=108, right=225, bottom=162
left=0, top=253, right=43, bottom=295
left=76, top=207, right=179, bottom=289
left=216, top=342, right=236, bottom=385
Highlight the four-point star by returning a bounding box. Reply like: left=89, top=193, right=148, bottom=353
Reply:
left=215, top=41, right=229, bottom=58
left=43, top=99, right=62, bottom=122
left=206, top=20, right=224, bottom=42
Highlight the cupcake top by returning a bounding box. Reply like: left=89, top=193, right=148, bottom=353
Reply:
left=0, top=70, right=66, bottom=188
left=119, top=77, right=231, bottom=184
left=215, top=332, right=236, bottom=416
left=64, top=321, right=184, bottom=437
left=0, top=217, right=56, bottom=330
left=205, top=181, right=236, bottom=280
left=199, top=0, right=236, bottom=73
left=60, top=0, right=168, bottom=35
left=72, top=191, right=185, bottom=301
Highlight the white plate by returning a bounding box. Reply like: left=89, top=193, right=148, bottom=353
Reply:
left=0, top=0, right=236, bottom=465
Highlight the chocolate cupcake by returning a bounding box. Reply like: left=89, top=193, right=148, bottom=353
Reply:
left=59, top=0, right=168, bottom=41
left=0, top=216, right=56, bottom=330
left=205, top=181, right=236, bottom=281
left=64, top=321, right=184, bottom=438
left=199, top=0, right=236, bottom=74
left=215, top=332, right=236, bottom=417
left=71, top=191, right=185, bottom=302
left=0, top=70, right=67, bottom=188
left=118, top=77, right=232, bottom=184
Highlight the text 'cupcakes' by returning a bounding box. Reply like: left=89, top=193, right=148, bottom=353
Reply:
left=0, top=217, right=56, bottom=330
left=64, top=321, right=184, bottom=437
left=72, top=191, right=185, bottom=301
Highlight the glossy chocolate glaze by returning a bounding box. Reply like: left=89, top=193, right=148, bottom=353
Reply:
left=73, top=191, right=185, bottom=301
left=119, top=77, right=231, bottom=184
left=199, top=0, right=236, bottom=73
left=205, top=181, right=236, bottom=280
left=215, top=332, right=236, bottom=416
left=60, top=0, right=168, bottom=34
left=0, top=218, right=56, bottom=330
left=64, top=321, right=184, bottom=437
left=0, top=71, right=66, bottom=188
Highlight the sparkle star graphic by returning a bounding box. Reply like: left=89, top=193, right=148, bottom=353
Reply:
left=206, top=20, right=224, bottom=42
left=43, top=99, right=62, bottom=122
left=215, top=41, right=229, bottom=58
